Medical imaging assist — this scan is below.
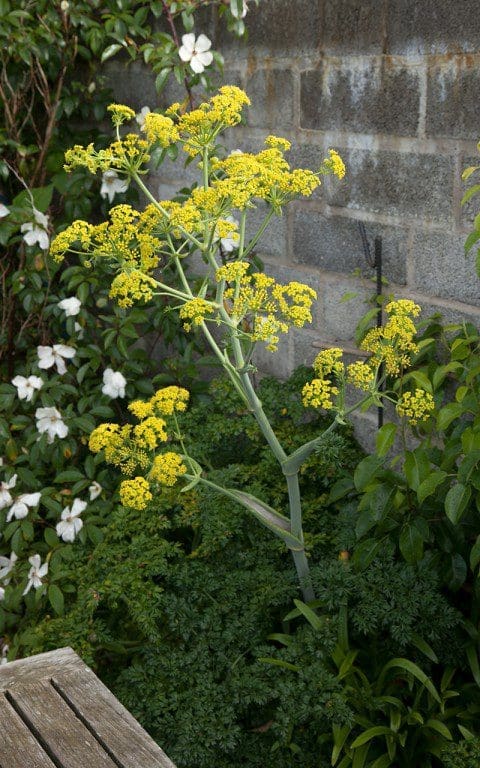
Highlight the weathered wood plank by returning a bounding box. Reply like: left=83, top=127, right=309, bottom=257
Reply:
left=52, top=670, right=177, bottom=768
left=0, top=694, right=58, bottom=768
left=0, top=647, right=83, bottom=690
left=7, top=679, right=118, bottom=768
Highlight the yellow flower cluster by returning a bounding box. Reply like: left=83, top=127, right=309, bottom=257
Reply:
left=322, top=149, right=346, bottom=180
left=119, top=477, right=153, bottom=510
left=64, top=134, right=150, bottom=175
left=107, top=104, right=136, bottom=125
left=177, top=86, right=250, bottom=157
left=109, top=270, right=158, bottom=308
left=143, top=112, right=180, bottom=146
left=129, top=386, right=190, bottom=418
left=360, top=300, right=421, bottom=375
left=313, top=348, right=345, bottom=378
left=264, top=135, right=292, bottom=151
left=347, top=361, right=375, bottom=391
left=212, top=142, right=320, bottom=210
left=89, top=415, right=168, bottom=475
left=179, top=298, right=215, bottom=331
left=396, top=389, right=435, bottom=425
left=134, top=417, right=168, bottom=449
left=50, top=220, right=94, bottom=261
left=150, top=452, right=187, bottom=486
left=216, top=262, right=316, bottom=351
left=302, top=378, right=339, bottom=410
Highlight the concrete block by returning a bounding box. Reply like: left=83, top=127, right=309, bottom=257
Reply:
left=426, top=61, right=480, bottom=141
left=301, top=62, right=420, bottom=136
left=252, top=332, right=293, bottom=380
left=293, top=210, right=407, bottom=285
left=291, top=327, right=322, bottom=369
left=319, top=279, right=372, bottom=341
left=246, top=69, right=294, bottom=129
left=326, top=148, right=454, bottom=223
left=321, top=0, right=386, bottom=55
left=103, top=60, right=158, bottom=111
left=216, top=0, right=320, bottom=57
left=386, top=0, right=480, bottom=55
left=245, top=202, right=288, bottom=261
left=411, top=230, right=480, bottom=306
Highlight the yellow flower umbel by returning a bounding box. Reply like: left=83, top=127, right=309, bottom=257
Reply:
left=119, top=477, right=153, bottom=510
left=179, top=298, right=216, bottom=331
left=321, top=149, right=346, bottom=180
left=347, top=361, right=375, bottom=391
left=150, top=452, right=187, bottom=486
left=313, top=348, right=345, bottom=378
left=396, top=389, right=435, bottom=426
left=360, top=300, right=421, bottom=375
left=302, top=378, right=339, bottom=410
left=215, top=262, right=316, bottom=351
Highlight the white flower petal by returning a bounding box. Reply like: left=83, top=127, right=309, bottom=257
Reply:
left=0, top=204, right=9, bottom=218
left=195, top=34, right=212, bottom=53
left=180, top=33, right=196, bottom=53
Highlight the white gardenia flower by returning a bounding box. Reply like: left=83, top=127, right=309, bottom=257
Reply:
left=135, top=106, right=151, bottom=129
left=23, top=554, right=48, bottom=595
left=0, top=475, right=17, bottom=510
left=35, top=407, right=68, bottom=443
left=37, top=343, right=76, bottom=375
left=0, top=587, right=4, bottom=601
left=102, top=368, right=126, bottom=399
left=1, top=644, right=9, bottom=665
left=100, top=170, right=129, bottom=203
left=88, top=481, right=103, bottom=501
left=0, top=552, right=18, bottom=584
left=58, top=297, right=81, bottom=317
left=56, top=499, right=86, bottom=543
left=11, top=375, right=43, bottom=402
left=6, top=492, right=41, bottom=522
left=178, top=33, right=213, bottom=74
left=0, top=203, right=9, bottom=218
left=20, top=207, right=49, bottom=250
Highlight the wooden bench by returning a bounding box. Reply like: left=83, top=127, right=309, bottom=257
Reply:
left=0, top=646, right=176, bottom=768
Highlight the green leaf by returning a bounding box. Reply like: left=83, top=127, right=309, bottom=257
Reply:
left=425, top=719, right=452, bottom=740
left=375, top=424, right=397, bottom=458
left=101, top=43, right=123, bottom=62
left=404, top=449, right=430, bottom=492
left=293, top=599, right=323, bottom=631
left=370, top=756, right=392, bottom=768
left=328, top=476, right=355, bottom=503
left=354, top=455, right=383, bottom=492
left=461, top=183, right=480, bottom=206
left=380, top=658, right=441, bottom=703
left=437, top=402, right=463, bottom=431
left=48, top=584, right=64, bottom=616
left=352, top=538, right=383, bottom=571
left=470, top=534, right=480, bottom=571
left=411, top=633, right=439, bottom=663
left=466, top=644, right=480, bottom=688
left=399, top=521, right=425, bottom=564
left=445, top=483, right=471, bottom=524
left=44, top=528, right=59, bottom=548
left=257, top=657, right=300, bottom=672
left=332, top=725, right=351, bottom=766
left=54, top=469, right=84, bottom=483
left=417, top=470, right=447, bottom=504
left=351, top=727, right=393, bottom=748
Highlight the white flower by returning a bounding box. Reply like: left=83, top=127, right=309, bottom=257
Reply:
left=58, top=297, right=81, bottom=317
left=102, top=368, right=126, bottom=399
left=100, top=170, right=129, bottom=203
left=35, top=407, right=68, bottom=443
left=216, top=216, right=239, bottom=253
left=37, top=343, right=76, bottom=375
left=0, top=587, right=4, bottom=601
left=1, top=644, right=8, bottom=665
left=88, top=481, right=103, bottom=501
left=11, top=375, right=43, bottom=402
left=0, top=475, right=17, bottom=510
left=23, top=554, right=48, bottom=595
left=0, top=552, right=18, bottom=584
left=56, top=499, right=86, bottom=543
left=135, top=106, right=151, bottom=129
left=74, top=322, right=85, bottom=339
left=20, top=207, right=49, bottom=250
left=60, top=0, right=69, bottom=11
left=0, top=203, right=9, bottom=218
left=6, top=492, right=41, bottom=522
left=231, top=0, right=248, bottom=18
left=178, top=33, right=213, bottom=74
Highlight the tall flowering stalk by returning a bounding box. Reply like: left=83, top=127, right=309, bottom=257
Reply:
left=51, top=88, right=432, bottom=601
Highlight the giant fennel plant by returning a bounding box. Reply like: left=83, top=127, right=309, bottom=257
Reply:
left=51, top=86, right=434, bottom=601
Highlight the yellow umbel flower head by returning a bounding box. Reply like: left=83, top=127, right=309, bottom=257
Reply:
left=396, top=389, right=435, bottom=425
left=119, top=477, right=153, bottom=510
left=302, top=378, right=339, bottom=410
left=150, top=452, right=187, bottom=486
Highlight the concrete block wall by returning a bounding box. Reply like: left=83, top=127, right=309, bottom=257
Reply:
left=107, top=1, right=480, bottom=409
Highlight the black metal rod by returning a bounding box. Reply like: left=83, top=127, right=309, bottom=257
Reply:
left=357, top=223, right=383, bottom=430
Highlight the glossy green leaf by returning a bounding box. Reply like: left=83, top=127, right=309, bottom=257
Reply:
left=445, top=483, right=471, bottom=524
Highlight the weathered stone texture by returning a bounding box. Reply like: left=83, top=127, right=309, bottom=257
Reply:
left=245, top=202, right=288, bottom=261
left=386, top=0, right=480, bottom=55
left=301, top=63, right=420, bottom=136
left=426, top=61, right=480, bottom=140
left=326, top=149, right=455, bottom=223
left=318, top=280, right=372, bottom=341
left=411, top=231, right=480, bottom=306
left=246, top=69, right=294, bottom=129
left=293, top=210, right=407, bottom=284
left=321, top=0, right=386, bottom=55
